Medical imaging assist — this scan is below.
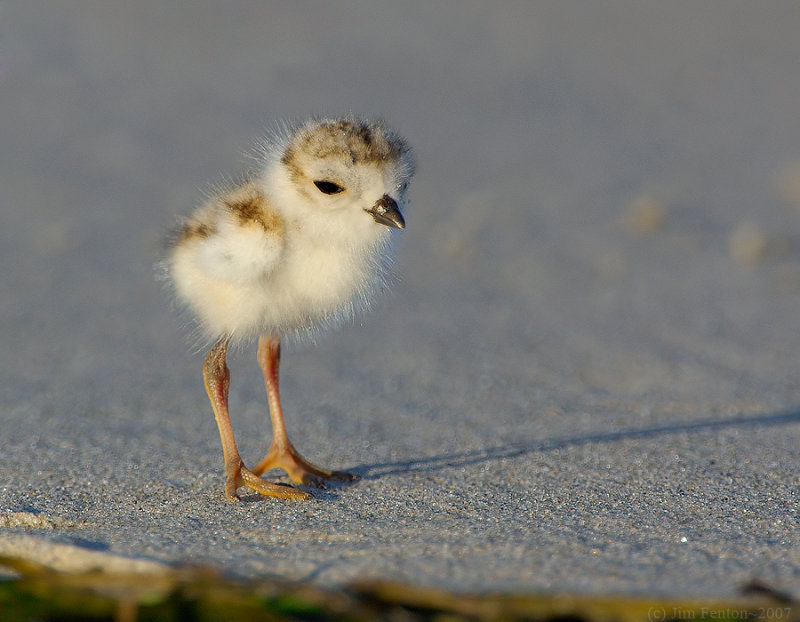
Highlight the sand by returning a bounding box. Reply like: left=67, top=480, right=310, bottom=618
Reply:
left=1, top=2, right=799, bottom=596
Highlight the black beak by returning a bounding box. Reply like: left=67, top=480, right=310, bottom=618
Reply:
left=366, top=195, right=405, bottom=229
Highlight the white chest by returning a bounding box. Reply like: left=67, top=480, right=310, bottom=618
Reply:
left=279, top=234, right=377, bottom=310
left=285, top=239, right=367, bottom=304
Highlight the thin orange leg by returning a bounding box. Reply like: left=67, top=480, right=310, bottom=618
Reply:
left=203, top=338, right=311, bottom=501
left=251, top=334, right=357, bottom=485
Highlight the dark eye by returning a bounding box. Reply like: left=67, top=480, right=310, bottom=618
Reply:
left=313, top=180, right=345, bottom=195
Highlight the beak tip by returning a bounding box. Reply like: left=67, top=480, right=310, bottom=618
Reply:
left=367, top=195, right=406, bottom=230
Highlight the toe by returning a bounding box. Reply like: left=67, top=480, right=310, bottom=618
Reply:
left=240, top=466, right=313, bottom=500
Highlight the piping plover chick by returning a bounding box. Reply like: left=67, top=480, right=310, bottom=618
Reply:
left=165, top=117, right=415, bottom=501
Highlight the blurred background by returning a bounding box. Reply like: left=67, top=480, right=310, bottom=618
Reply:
left=1, top=1, right=800, bottom=594
left=4, top=2, right=800, bottom=408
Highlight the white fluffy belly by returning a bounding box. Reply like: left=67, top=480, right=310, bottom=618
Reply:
left=171, top=236, right=382, bottom=340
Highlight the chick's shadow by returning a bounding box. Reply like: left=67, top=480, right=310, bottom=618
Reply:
left=350, top=408, right=800, bottom=480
